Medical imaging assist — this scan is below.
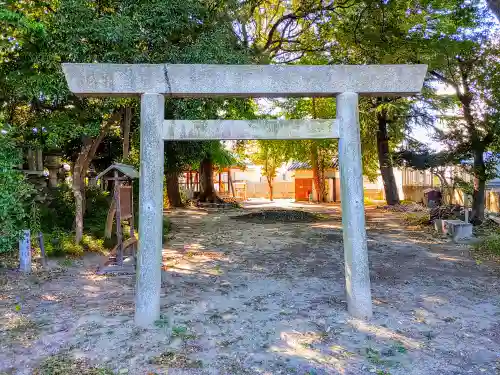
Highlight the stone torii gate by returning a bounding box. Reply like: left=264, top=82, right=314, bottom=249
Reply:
left=62, top=63, right=427, bottom=327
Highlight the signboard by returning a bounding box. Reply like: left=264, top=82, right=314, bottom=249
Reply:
left=119, top=185, right=133, bottom=219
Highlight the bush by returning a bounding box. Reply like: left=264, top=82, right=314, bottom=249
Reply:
left=82, top=234, right=105, bottom=253
left=39, top=184, right=75, bottom=233
left=83, top=186, right=111, bottom=237
left=474, top=233, right=500, bottom=258
left=44, top=230, right=84, bottom=257
left=0, top=136, right=36, bottom=253
left=402, top=212, right=430, bottom=226
left=40, top=184, right=111, bottom=236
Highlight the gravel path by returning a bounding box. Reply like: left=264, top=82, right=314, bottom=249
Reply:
left=1, top=200, right=499, bottom=374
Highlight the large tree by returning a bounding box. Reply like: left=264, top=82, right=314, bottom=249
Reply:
left=424, top=22, right=500, bottom=222
left=1, top=0, right=251, bottom=241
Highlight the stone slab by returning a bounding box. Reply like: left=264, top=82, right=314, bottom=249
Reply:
left=19, top=230, right=31, bottom=273
left=62, top=63, right=428, bottom=98
left=163, top=119, right=339, bottom=140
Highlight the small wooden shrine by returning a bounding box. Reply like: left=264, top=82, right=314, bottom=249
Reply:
left=97, top=163, right=138, bottom=268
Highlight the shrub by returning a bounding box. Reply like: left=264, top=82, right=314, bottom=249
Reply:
left=474, top=233, right=500, bottom=258
left=44, top=230, right=83, bottom=257
left=402, top=212, right=430, bottom=226
left=39, top=184, right=75, bottom=233
left=0, top=136, right=36, bottom=253
left=84, top=186, right=111, bottom=237
left=81, top=234, right=105, bottom=253
left=40, top=184, right=110, bottom=237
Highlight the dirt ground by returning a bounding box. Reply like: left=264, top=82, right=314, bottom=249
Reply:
left=1, top=200, right=499, bottom=375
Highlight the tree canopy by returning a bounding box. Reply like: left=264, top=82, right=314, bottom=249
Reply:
left=1, top=0, right=499, bottom=251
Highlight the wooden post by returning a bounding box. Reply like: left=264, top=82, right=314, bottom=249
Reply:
left=218, top=172, right=222, bottom=193
left=114, top=170, right=123, bottom=265
left=38, top=232, right=47, bottom=267
left=35, top=149, right=43, bottom=171
left=130, top=182, right=135, bottom=255
left=27, top=149, right=35, bottom=170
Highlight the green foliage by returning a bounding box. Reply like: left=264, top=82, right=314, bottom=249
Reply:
left=43, top=230, right=84, bottom=257
left=245, top=140, right=290, bottom=195
left=2, top=0, right=253, bottom=246
left=84, top=187, right=111, bottom=238
left=40, top=184, right=110, bottom=234
left=34, top=355, right=114, bottom=375
left=39, top=184, right=75, bottom=233
left=0, top=135, right=35, bottom=253
left=81, top=235, right=105, bottom=253
left=453, top=178, right=474, bottom=197
left=402, top=212, right=430, bottom=226
left=474, top=232, right=500, bottom=258
left=38, top=184, right=109, bottom=255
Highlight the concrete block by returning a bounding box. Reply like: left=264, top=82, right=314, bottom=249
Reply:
left=62, top=63, right=428, bottom=97
left=443, top=219, right=473, bottom=241
left=451, top=223, right=473, bottom=241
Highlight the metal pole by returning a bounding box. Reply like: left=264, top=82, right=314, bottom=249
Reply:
left=114, top=170, right=123, bottom=265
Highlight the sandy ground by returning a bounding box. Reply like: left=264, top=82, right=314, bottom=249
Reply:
left=0, top=200, right=499, bottom=375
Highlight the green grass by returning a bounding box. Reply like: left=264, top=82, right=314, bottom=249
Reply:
left=171, top=325, right=197, bottom=340
left=402, top=212, right=430, bottom=226
left=33, top=355, right=114, bottom=375
left=154, top=314, right=169, bottom=329
left=474, top=231, right=500, bottom=262
left=149, top=351, right=202, bottom=368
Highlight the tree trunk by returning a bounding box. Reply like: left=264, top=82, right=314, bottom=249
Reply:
left=72, top=112, right=119, bottom=243
left=166, top=171, right=183, bottom=207
left=311, top=143, right=324, bottom=203
left=198, top=157, right=221, bottom=202
left=122, top=107, right=132, bottom=159
left=72, top=177, right=85, bottom=244
left=471, top=149, right=486, bottom=224
left=267, top=176, right=274, bottom=201
left=377, top=110, right=400, bottom=205
left=228, top=168, right=235, bottom=197
left=72, top=141, right=91, bottom=244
